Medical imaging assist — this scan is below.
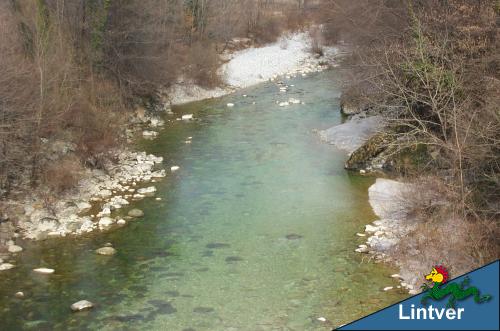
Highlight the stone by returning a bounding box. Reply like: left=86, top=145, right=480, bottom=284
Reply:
left=171, top=166, right=180, bottom=172
left=383, top=286, right=393, bottom=291
left=8, top=245, right=23, bottom=253
left=99, top=189, right=112, bottom=198
left=128, top=209, right=144, bottom=218
left=137, top=186, right=156, bottom=196
left=76, top=202, right=92, bottom=213
left=117, top=219, right=126, bottom=225
left=279, top=101, right=289, bottom=107
left=0, top=263, right=15, bottom=271
left=317, top=317, right=327, bottom=322
left=150, top=118, right=164, bottom=127
left=98, top=217, right=114, bottom=228
left=365, top=224, right=379, bottom=233
left=288, top=98, right=300, bottom=104
left=227, top=103, right=234, bottom=107
left=15, top=291, right=24, bottom=298
left=181, top=114, right=193, bottom=120
left=71, top=300, right=94, bottom=312
left=390, top=274, right=402, bottom=279
left=96, top=247, right=117, bottom=256
left=142, top=130, right=158, bottom=137
left=356, top=232, right=366, bottom=237
left=33, top=268, right=55, bottom=274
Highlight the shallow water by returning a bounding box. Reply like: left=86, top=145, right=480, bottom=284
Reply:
left=0, top=70, right=407, bottom=330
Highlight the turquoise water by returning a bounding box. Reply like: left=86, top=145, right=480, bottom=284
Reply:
left=0, top=70, right=407, bottom=330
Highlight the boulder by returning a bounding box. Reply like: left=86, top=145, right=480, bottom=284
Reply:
left=181, top=114, right=193, bottom=120
left=95, top=247, right=117, bottom=256
left=170, top=166, right=180, bottom=172
left=127, top=209, right=144, bottom=218
left=70, top=300, right=94, bottom=312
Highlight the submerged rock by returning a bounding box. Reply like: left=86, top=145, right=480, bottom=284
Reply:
left=205, top=243, right=230, bottom=249
left=225, top=256, right=243, bottom=263
left=96, top=247, right=117, bottom=256
left=142, top=130, right=159, bottom=137
left=285, top=233, right=303, bottom=240
left=128, top=209, right=144, bottom=218
left=137, top=186, right=156, bottom=196
left=70, top=300, right=94, bottom=312
left=193, top=307, right=214, bottom=313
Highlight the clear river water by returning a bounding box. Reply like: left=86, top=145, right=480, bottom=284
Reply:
left=0, top=70, right=407, bottom=330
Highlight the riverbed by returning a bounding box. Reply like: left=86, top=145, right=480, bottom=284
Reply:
left=0, top=70, right=407, bottom=330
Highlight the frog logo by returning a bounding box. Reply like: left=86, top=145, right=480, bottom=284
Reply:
left=421, top=265, right=492, bottom=308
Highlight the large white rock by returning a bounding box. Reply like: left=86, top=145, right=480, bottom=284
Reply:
left=71, top=300, right=94, bottom=312
left=171, top=166, right=180, bottom=172
left=181, top=114, right=193, bottom=120
left=368, top=178, right=412, bottom=220
left=319, top=115, right=385, bottom=154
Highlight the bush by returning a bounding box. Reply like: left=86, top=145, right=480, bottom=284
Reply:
left=186, top=41, right=223, bottom=88
left=41, top=155, right=83, bottom=194
left=309, top=26, right=324, bottom=56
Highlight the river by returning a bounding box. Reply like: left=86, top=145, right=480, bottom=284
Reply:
left=0, top=70, right=407, bottom=330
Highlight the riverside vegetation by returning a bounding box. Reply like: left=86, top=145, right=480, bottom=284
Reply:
left=319, top=0, right=499, bottom=285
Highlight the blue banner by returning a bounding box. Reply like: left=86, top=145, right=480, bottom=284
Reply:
left=339, top=260, right=499, bottom=330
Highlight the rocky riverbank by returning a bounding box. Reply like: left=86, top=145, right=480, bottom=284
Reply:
left=1, top=29, right=338, bottom=271
left=319, top=91, right=434, bottom=294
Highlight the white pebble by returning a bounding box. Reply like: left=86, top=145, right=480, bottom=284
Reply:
left=33, top=268, right=55, bottom=274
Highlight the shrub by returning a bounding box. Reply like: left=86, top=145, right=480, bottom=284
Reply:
left=41, top=155, right=83, bottom=194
